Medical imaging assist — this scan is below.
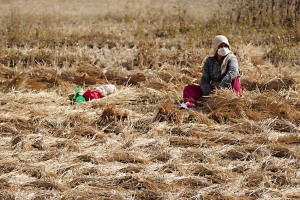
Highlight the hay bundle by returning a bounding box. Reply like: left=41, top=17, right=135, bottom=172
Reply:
left=154, top=101, right=181, bottom=123
left=203, top=89, right=244, bottom=123
left=100, top=107, right=129, bottom=122
left=249, top=91, right=300, bottom=121
left=182, top=111, right=215, bottom=125
left=204, top=89, right=300, bottom=125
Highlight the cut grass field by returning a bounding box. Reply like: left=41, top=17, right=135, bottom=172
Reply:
left=0, top=0, right=299, bottom=199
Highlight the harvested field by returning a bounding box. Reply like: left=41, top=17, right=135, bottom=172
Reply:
left=0, top=0, right=299, bottom=199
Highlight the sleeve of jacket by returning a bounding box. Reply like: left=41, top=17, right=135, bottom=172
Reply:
left=219, top=55, right=239, bottom=88
left=200, top=58, right=212, bottom=96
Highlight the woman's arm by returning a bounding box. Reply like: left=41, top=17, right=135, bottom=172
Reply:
left=219, top=55, right=239, bottom=88
left=200, top=58, right=212, bottom=95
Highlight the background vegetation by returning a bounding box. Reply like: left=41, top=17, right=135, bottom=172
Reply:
left=0, top=0, right=299, bottom=199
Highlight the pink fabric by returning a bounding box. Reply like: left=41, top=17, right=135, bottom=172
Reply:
left=83, top=89, right=103, bottom=101
left=183, top=84, right=203, bottom=104
left=183, top=77, right=242, bottom=104
left=232, top=77, right=242, bottom=96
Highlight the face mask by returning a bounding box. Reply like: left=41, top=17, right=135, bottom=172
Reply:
left=217, top=47, right=230, bottom=56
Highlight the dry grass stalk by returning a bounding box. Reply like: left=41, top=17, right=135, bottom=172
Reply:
left=118, top=165, right=143, bottom=174
left=98, top=106, right=129, bottom=126
left=107, top=152, right=148, bottom=164
left=277, top=134, right=300, bottom=145
left=0, top=179, right=10, bottom=190
left=169, top=136, right=201, bottom=147
left=182, top=110, right=215, bottom=125
left=150, top=152, right=171, bottom=162
left=173, top=177, right=210, bottom=189
left=268, top=144, right=296, bottom=159
left=23, top=180, right=67, bottom=192
left=181, top=150, right=210, bottom=163
left=135, top=189, right=163, bottom=200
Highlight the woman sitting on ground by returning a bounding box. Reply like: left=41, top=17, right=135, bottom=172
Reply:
left=181, top=35, right=242, bottom=109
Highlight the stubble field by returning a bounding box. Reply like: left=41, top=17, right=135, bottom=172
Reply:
left=0, top=0, right=299, bottom=199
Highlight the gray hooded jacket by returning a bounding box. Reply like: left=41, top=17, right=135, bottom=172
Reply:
left=200, top=54, right=239, bottom=96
